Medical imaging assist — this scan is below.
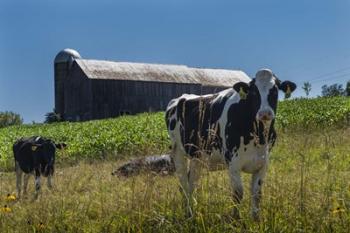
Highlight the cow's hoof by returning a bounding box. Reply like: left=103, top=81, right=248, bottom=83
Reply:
left=221, top=212, right=234, bottom=223
left=221, top=212, right=244, bottom=229
left=185, top=209, right=193, bottom=219
left=183, top=204, right=194, bottom=219
left=252, top=212, right=260, bottom=222
left=33, top=193, right=40, bottom=201
left=232, top=208, right=241, bottom=220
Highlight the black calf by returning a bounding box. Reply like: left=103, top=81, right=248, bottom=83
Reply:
left=13, top=136, right=66, bottom=198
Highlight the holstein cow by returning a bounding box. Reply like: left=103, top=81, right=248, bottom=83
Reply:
left=13, top=136, right=67, bottom=198
left=165, top=69, right=296, bottom=220
left=112, top=154, right=175, bottom=177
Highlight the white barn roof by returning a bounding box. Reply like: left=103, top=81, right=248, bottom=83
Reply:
left=75, top=59, right=250, bottom=87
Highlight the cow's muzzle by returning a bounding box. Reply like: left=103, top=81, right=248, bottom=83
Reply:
left=257, top=110, right=274, bottom=122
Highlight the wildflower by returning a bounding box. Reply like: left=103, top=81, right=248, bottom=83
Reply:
left=6, top=193, right=16, bottom=202
left=1, top=205, right=11, bottom=213
left=37, top=222, right=45, bottom=230
left=331, top=207, right=345, bottom=214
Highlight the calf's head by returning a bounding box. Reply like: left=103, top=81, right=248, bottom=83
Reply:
left=233, top=69, right=296, bottom=124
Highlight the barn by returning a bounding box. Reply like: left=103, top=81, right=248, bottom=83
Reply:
left=54, top=48, right=250, bottom=121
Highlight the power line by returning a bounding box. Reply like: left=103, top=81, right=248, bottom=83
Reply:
left=282, top=53, right=350, bottom=76
left=311, top=72, right=350, bottom=84
left=305, top=66, right=350, bottom=83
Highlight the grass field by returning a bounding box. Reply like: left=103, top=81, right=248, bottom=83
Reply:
left=0, top=97, right=350, bottom=232
left=1, top=97, right=349, bottom=171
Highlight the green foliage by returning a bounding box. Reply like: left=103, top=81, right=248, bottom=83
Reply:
left=1, top=97, right=350, bottom=231
left=1, top=128, right=350, bottom=232
left=302, top=82, right=311, bottom=97
left=0, top=111, right=23, bottom=128
left=45, top=109, right=62, bottom=124
left=277, top=96, right=350, bottom=129
left=0, top=113, right=169, bottom=171
left=345, top=80, right=350, bottom=97
left=321, top=84, right=345, bottom=97
left=0, top=97, right=350, bottom=171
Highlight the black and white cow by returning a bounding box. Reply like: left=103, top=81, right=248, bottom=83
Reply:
left=165, top=69, right=296, bottom=220
left=13, top=136, right=67, bottom=198
left=111, top=154, right=175, bottom=177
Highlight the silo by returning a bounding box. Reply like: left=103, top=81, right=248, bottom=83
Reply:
left=54, top=48, right=81, bottom=118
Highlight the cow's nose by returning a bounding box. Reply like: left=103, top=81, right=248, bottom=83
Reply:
left=258, top=110, right=274, bottom=121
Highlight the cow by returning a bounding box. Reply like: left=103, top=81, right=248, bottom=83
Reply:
left=13, top=136, right=67, bottom=198
left=165, top=69, right=296, bottom=220
left=112, top=154, right=175, bottom=177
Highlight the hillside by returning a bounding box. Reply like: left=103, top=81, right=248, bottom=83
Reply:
left=1, top=96, right=350, bottom=232
left=0, top=96, right=349, bottom=171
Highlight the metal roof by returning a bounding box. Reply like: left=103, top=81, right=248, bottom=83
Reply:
left=75, top=59, right=250, bottom=87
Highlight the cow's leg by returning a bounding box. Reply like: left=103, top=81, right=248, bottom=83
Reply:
left=34, top=168, right=41, bottom=199
left=251, top=166, right=267, bottom=221
left=173, top=148, right=192, bottom=216
left=15, top=162, right=23, bottom=198
left=47, top=175, right=53, bottom=189
left=228, top=164, right=243, bottom=219
left=23, top=173, right=30, bottom=195
left=188, top=158, right=202, bottom=206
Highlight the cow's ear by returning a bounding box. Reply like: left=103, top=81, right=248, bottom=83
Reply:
left=31, top=144, right=42, bottom=151
left=55, top=143, right=67, bottom=150
left=31, top=145, right=38, bottom=151
left=233, top=82, right=250, bottom=100
left=279, top=81, right=297, bottom=99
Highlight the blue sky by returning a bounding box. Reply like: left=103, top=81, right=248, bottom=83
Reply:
left=1, top=0, right=350, bottom=123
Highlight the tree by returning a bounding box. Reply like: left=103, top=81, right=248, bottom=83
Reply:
left=321, top=84, right=344, bottom=97
left=345, top=80, right=350, bottom=97
left=0, top=111, right=23, bottom=128
left=45, top=109, right=62, bottom=123
left=302, top=82, right=312, bottom=97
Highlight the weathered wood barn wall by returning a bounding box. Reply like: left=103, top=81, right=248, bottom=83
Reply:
left=54, top=49, right=250, bottom=121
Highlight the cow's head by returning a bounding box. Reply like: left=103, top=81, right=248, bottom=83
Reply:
left=233, top=69, right=296, bottom=124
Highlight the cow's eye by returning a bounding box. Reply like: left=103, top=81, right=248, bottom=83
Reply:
left=270, top=88, right=278, bottom=96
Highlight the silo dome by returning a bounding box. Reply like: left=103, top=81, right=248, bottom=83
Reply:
left=54, top=48, right=81, bottom=63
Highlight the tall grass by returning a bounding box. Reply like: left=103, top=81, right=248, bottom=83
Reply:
left=0, top=128, right=350, bottom=232
left=1, top=96, right=350, bottom=232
